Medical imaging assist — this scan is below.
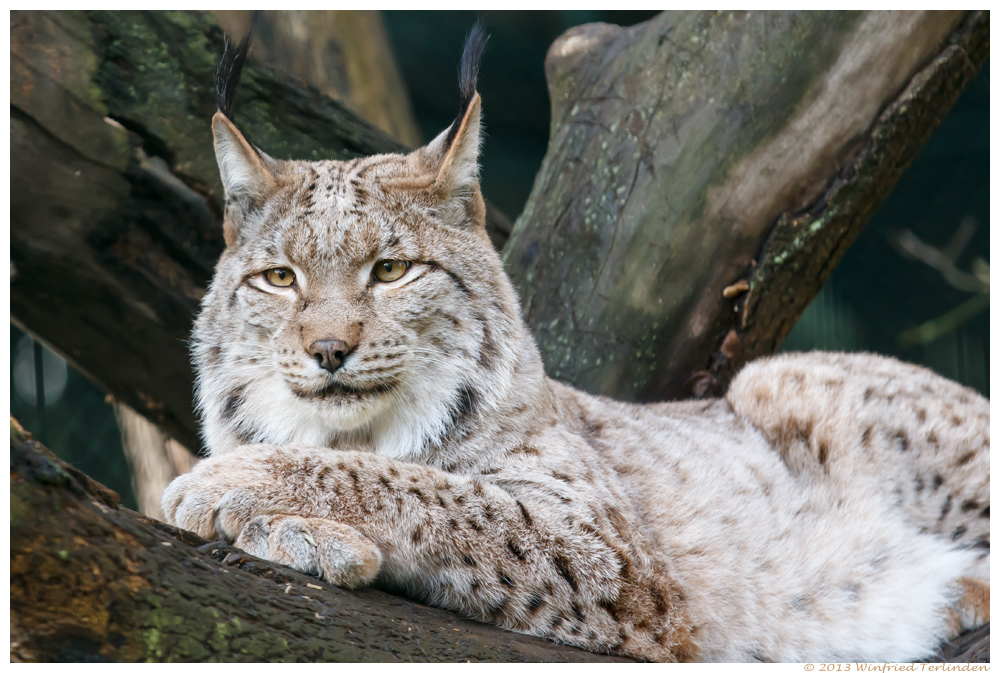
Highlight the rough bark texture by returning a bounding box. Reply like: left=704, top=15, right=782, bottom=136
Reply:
left=699, top=10, right=991, bottom=398
left=212, top=10, right=422, bottom=146
left=9, top=10, right=511, bottom=451
left=9, top=418, right=630, bottom=663
left=502, top=10, right=988, bottom=401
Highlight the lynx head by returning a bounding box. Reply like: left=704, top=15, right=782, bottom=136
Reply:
left=194, top=27, right=532, bottom=459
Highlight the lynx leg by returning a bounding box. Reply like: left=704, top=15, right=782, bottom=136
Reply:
left=728, top=353, right=989, bottom=548
left=945, top=577, right=990, bottom=638
left=236, top=515, right=382, bottom=589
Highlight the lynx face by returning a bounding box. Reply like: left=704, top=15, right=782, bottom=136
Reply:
left=195, top=80, right=521, bottom=460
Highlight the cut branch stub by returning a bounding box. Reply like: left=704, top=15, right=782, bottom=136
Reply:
left=502, top=10, right=980, bottom=402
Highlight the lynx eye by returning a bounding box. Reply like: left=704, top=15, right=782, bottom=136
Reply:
left=264, top=268, right=296, bottom=287
left=373, top=260, right=410, bottom=283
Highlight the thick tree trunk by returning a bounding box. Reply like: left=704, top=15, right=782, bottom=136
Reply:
left=9, top=419, right=628, bottom=663
left=9, top=419, right=988, bottom=662
left=502, top=10, right=988, bottom=400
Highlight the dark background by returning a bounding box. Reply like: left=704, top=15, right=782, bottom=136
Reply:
left=10, top=11, right=989, bottom=508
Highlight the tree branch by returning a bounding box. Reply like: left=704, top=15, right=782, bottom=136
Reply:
left=713, top=11, right=990, bottom=394
left=501, top=10, right=988, bottom=402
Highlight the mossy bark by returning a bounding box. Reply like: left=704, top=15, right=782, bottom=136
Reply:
left=212, top=10, right=423, bottom=147
left=502, top=10, right=988, bottom=401
left=9, top=418, right=630, bottom=663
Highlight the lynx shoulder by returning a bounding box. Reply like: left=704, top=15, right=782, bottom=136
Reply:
left=163, top=29, right=989, bottom=662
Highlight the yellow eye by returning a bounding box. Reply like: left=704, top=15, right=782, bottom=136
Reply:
left=265, top=268, right=295, bottom=287
left=373, top=260, right=410, bottom=283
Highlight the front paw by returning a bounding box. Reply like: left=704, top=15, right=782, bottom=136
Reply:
left=236, top=515, right=382, bottom=589
left=160, top=450, right=273, bottom=540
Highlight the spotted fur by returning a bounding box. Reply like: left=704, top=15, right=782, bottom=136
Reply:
left=163, top=33, right=989, bottom=662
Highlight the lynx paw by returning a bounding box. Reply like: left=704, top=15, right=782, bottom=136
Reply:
left=236, top=515, right=382, bottom=589
left=162, top=473, right=266, bottom=540
left=945, top=577, right=990, bottom=637
left=160, top=448, right=277, bottom=539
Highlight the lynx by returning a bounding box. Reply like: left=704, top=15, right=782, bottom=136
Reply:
left=162, top=29, right=989, bottom=662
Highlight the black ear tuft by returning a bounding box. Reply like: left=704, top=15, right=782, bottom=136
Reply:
left=216, top=31, right=253, bottom=123
left=458, top=21, right=488, bottom=110
left=446, top=20, right=488, bottom=147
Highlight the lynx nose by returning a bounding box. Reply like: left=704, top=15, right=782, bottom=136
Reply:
left=309, top=339, right=353, bottom=374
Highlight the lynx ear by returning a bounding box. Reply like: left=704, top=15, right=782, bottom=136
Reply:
left=212, top=32, right=276, bottom=246
left=428, top=93, right=483, bottom=198
left=213, top=112, right=276, bottom=245
left=420, top=23, right=488, bottom=226
left=213, top=111, right=275, bottom=202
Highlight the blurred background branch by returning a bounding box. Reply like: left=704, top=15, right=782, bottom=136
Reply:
left=889, top=217, right=989, bottom=349
left=113, top=402, right=198, bottom=518
left=213, top=11, right=422, bottom=147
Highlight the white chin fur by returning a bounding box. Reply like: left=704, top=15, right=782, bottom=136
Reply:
left=206, top=359, right=469, bottom=461
left=204, top=374, right=387, bottom=456
left=369, top=362, right=468, bottom=461
left=262, top=380, right=389, bottom=438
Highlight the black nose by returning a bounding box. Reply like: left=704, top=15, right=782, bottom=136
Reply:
left=308, top=339, right=353, bottom=374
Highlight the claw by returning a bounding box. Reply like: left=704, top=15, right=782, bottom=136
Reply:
left=197, top=540, right=229, bottom=554
left=302, top=531, right=317, bottom=547
left=222, top=552, right=246, bottom=566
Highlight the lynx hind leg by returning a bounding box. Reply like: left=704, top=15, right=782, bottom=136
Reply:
left=946, top=577, right=990, bottom=637
left=236, top=515, right=382, bottom=589
left=727, top=353, right=989, bottom=557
